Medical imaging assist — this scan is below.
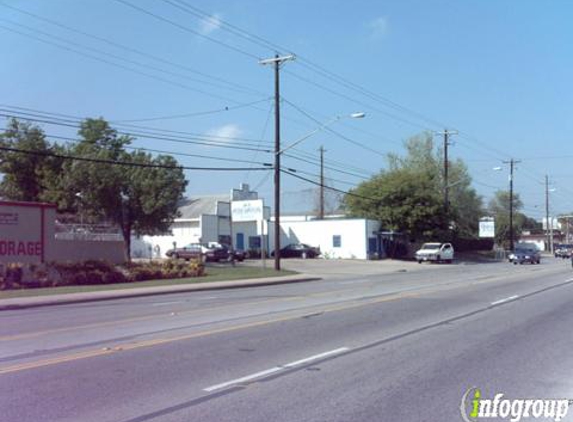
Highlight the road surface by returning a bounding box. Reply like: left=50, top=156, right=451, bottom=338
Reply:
left=2, top=258, right=573, bottom=422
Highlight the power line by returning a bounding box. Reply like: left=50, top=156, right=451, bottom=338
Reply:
left=1, top=105, right=273, bottom=145
left=115, top=0, right=261, bottom=60
left=0, top=146, right=272, bottom=171
left=281, top=168, right=378, bottom=202
left=26, top=132, right=272, bottom=166
left=282, top=98, right=390, bottom=158
left=112, top=98, right=270, bottom=123
left=0, top=2, right=264, bottom=97
left=284, top=70, right=434, bottom=132
left=163, top=0, right=281, bottom=53
left=283, top=153, right=369, bottom=179
left=0, top=19, right=260, bottom=104
left=0, top=111, right=273, bottom=153
left=173, top=2, right=448, bottom=130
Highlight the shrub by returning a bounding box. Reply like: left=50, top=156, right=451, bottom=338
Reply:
left=102, top=271, right=127, bottom=285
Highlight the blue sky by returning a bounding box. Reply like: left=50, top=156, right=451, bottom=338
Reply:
left=1, top=0, right=572, bottom=218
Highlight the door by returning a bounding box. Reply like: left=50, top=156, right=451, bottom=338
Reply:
left=236, top=233, right=244, bottom=250
left=441, top=243, right=454, bottom=259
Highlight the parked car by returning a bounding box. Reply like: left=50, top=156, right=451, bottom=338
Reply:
left=166, top=243, right=230, bottom=262
left=271, top=243, right=320, bottom=259
left=229, top=248, right=246, bottom=262
left=555, top=244, right=572, bottom=259
left=415, top=242, right=454, bottom=263
left=508, top=247, right=541, bottom=265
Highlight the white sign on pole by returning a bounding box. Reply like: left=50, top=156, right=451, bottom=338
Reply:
left=479, top=217, right=495, bottom=238
left=231, top=199, right=264, bottom=222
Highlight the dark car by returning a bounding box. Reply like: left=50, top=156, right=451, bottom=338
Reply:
left=230, top=249, right=247, bottom=262
left=166, top=243, right=229, bottom=262
left=508, top=247, right=541, bottom=265
left=272, top=243, right=320, bottom=259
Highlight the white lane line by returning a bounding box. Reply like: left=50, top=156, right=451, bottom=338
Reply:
left=339, top=279, right=370, bottom=285
left=203, top=347, right=349, bottom=392
left=491, top=295, right=519, bottom=306
left=151, top=301, right=183, bottom=307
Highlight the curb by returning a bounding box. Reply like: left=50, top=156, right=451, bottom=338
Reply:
left=0, top=276, right=322, bottom=311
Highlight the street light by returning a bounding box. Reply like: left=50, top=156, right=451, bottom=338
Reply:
left=277, top=112, right=366, bottom=156
left=272, top=112, right=365, bottom=270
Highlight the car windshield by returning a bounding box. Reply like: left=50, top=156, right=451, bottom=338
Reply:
left=515, top=249, right=534, bottom=254
left=421, top=243, right=441, bottom=250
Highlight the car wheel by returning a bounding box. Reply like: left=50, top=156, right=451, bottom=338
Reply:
left=513, top=261, right=518, bottom=265
left=417, top=260, right=422, bottom=264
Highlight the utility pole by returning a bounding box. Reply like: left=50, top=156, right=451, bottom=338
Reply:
left=545, top=174, right=551, bottom=253
left=503, top=159, right=520, bottom=251
left=259, top=54, right=295, bottom=271
left=319, top=145, right=325, bottom=219
left=434, top=129, right=458, bottom=212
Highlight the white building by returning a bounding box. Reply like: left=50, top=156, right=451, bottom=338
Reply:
left=131, top=184, right=270, bottom=258
left=272, top=215, right=381, bottom=260
left=133, top=183, right=393, bottom=260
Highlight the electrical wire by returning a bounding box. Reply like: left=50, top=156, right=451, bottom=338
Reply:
left=25, top=132, right=273, bottom=166
left=0, top=146, right=272, bottom=171
left=0, top=111, right=273, bottom=153
left=115, top=0, right=261, bottom=60
left=0, top=1, right=265, bottom=97
left=112, top=98, right=270, bottom=123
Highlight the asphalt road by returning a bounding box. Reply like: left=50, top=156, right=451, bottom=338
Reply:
left=2, top=258, right=573, bottom=422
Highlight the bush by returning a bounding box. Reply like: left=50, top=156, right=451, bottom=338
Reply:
left=0, top=258, right=206, bottom=290
left=102, top=271, right=127, bottom=284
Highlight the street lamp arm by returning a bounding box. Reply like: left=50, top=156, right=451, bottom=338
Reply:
left=276, top=117, right=339, bottom=155
left=276, top=112, right=365, bottom=156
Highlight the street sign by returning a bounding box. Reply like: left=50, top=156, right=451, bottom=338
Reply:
left=231, top=199, right=264, bottom=222
left=479, top=217, right=495, bottom=238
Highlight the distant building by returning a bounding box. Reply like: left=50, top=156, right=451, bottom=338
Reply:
left=131, top=184, right=270, bottom=259
left=519, top=230, right=564, bottom=251
left=270, top=215, right=381, bottom=260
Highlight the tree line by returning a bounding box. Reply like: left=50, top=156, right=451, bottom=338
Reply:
left=343, top=133, right=540, bottom=248
left=0, top=118, right=187, bottom=260
left=1, top=119, right=541, bottom=257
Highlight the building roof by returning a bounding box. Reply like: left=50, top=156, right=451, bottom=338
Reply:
left=177, top=195, right=229, bottom=219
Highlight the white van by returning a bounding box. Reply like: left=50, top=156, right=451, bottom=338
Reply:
left=415, top=242, right=454, bottom=264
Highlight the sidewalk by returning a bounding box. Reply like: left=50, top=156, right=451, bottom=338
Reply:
left=0, top=273, right=320, bottom=311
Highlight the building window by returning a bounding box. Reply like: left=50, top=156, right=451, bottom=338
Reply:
left=333, top=235, right=341, bottom=248
left=248, top=236, right=261, bottom=249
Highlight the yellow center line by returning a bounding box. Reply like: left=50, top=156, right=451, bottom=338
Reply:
left=0, top=290, right=416, bottom=375
left=0, top=283, right=374, bottom=342
left=3, top=268, right=563, bottom=374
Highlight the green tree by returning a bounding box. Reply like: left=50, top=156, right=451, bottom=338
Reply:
left=60, top=118, right=187, bottom=260
left=345, top=167, right=449, bottom=240
left=0, top=119, right=55, bottom=201
left=345, top=133, right=483, bottom=240
left=488, top=190, right=525, bottom=247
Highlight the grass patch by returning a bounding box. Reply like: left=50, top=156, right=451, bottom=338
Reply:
left=0, top=265, right=296, bottom=299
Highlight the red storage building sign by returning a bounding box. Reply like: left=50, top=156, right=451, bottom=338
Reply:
left=0, top=200, right=56, bottom=264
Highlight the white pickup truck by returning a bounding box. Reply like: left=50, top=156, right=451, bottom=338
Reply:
left=415, top=242, right=454, bottom=264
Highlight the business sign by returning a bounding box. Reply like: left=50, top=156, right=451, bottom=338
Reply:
left=479, top=217, right=495, bottom=238
left=0, top=202, right=48, bottom=263
left=231, top=199, right=264, bottom=222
